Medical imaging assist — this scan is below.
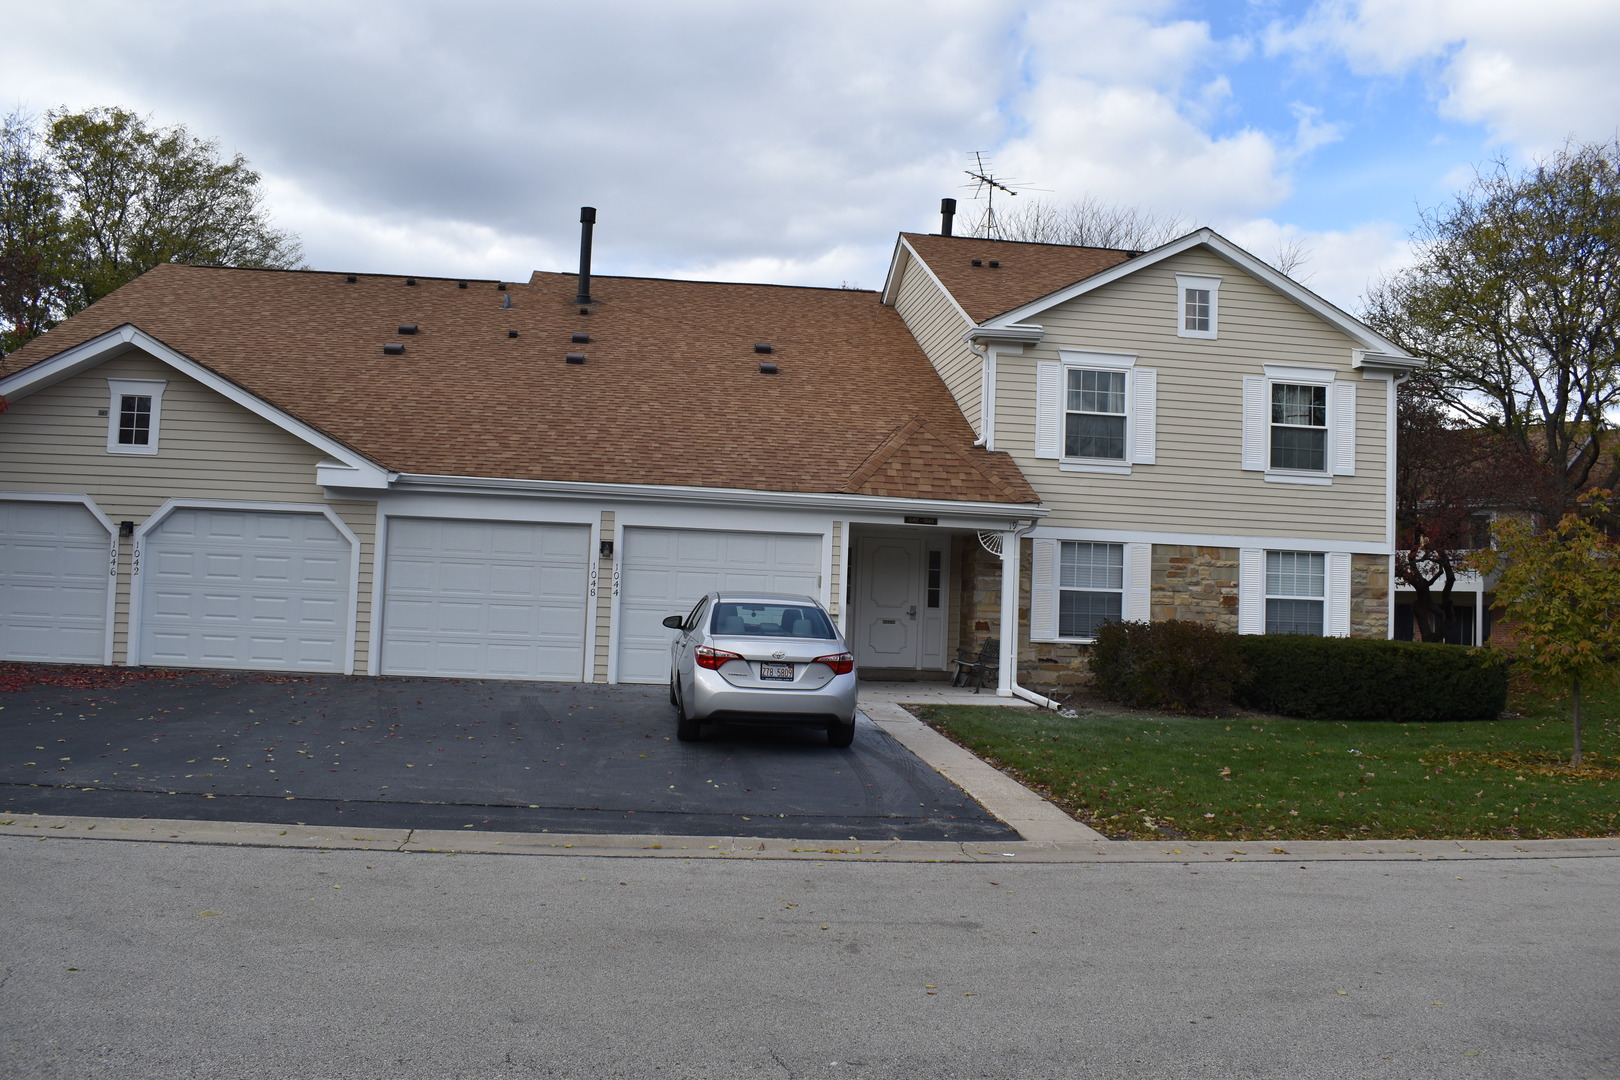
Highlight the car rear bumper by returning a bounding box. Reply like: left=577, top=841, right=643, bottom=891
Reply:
left=688, top=670, right=858, bottom=724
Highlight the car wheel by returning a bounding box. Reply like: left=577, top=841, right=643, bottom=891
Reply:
left=827, top=720, right=855, bottom=748
left=669, top=676, right=678, bottom=707
left=675, top=687, right=702, bottom=742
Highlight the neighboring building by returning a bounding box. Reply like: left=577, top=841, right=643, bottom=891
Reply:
left=0, top=214, right=1419, bottom=699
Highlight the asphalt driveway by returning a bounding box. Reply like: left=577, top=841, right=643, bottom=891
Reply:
left=0, top=666, right=1015, bottom=841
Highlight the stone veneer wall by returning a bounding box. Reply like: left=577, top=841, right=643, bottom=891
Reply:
left=1000, top=543, right=1394, bottom=695
left=1350, top=553, right=1390, bottom=638
left=953, top=534, right=1000, bottom=660
left=1150, top=545, right=1240, bottom=629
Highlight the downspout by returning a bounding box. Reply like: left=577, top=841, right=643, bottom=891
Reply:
left=996, top=519, right=1062, bottom=710
left=1386, top=370, right=1410, bottom=640
left=967, top=339, right=992, bottom=448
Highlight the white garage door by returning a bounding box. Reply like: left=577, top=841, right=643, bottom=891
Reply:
left=616, top=527, right=822, bottom=684
left=0, top=500, right=113, bottom=663
left=381, top=518, right=589, bottom=680
left=138, top=508, right=354, bottom=672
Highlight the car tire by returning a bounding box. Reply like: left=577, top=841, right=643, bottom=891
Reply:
left=675, top=688, right=702, bottom=742
left=827, top=720, right=855, bottom=748
left=669, top=676, right=678, bottom=707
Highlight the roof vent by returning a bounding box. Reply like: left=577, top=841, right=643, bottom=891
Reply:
left=575, top=206, right=596, bottom=306
left=758, top=361, right=779, bottom=375
left=565, top=352, right=587, bottom=365
left=970, top=258, right=983, bottom=267
left=579, top=307, right=590, bottom=315
left=382, top=343, right=405, bottom=356
left=988, top=260, right=1000, bottom=268
left=458, top=281, right=468, bottom=289
left=345, top=275, right=357, bottom=284
left=754, top=343, right=773, bottom=354
left=508, top=330, right=519, bottom=338
left=497, top=282, right=507, bottom=291
left=397, top=324, right=418, bottom=335
left=572, top=332, right=591, bottom=344
left=940, top=197, right=957, bottom=237
left=405, top=278, right=417, bottom=286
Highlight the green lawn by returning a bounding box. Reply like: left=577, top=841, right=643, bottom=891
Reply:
left=916, top=682, right=1618, bottom=841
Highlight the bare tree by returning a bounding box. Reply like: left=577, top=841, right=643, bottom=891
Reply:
left=997, top=195, right=1188, bottom=250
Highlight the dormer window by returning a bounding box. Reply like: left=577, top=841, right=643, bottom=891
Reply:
left=106, top=378, right=166, bottom=455
left=1176, top=274, right=1220, bottom=339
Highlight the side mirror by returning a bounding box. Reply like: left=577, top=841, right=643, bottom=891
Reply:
left=662, top=615, right=685, bottom=629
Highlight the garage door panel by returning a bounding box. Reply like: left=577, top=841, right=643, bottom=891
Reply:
left=1, top=500, right=115, bottom=664
left=381, top=518, right=589, bottom=681
left=616, top=527, right=825, bottom=684
left=137, top=509, right=353, bottom=673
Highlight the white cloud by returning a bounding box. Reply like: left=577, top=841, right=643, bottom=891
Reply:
left=1221, top=217, right=1414, bottom=312
left=1268, top=0, right=1620, bottom=154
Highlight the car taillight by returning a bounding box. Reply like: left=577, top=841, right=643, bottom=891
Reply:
left=813, top=652, right=855, bottom=676
left=695, top=645, right=743, bottom=670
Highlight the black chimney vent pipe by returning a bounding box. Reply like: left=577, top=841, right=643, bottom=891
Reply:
left=940, top=197, right=957, bottom=237
left=575, top=206, right=597, bottom=306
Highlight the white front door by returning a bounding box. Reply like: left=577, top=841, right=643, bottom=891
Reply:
left=855, top=536, right=923, bottom=668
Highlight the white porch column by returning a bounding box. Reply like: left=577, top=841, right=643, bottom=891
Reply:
left=997, top=529, right=1018, bottom=696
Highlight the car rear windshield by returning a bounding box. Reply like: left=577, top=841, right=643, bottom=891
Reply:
left=710, top=603, right=835, bottom=639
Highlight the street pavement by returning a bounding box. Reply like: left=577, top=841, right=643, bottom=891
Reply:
left=0, top=671, right=1013, bottom=840
left=2, top=833, right=1615, bottom=1080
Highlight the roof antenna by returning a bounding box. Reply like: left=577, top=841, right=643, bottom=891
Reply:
left=963, top=152, right=1018, bottom=240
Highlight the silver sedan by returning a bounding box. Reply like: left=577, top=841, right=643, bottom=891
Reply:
left=664, top=592, right=858, bottom=746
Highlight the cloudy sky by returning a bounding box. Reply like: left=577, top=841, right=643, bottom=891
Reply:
left=4, top=0, right=1618, bottom=312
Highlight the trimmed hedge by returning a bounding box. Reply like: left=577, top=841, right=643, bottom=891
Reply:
left=1234, top=635, right=1508, bottom=722
left=1089, top=621, right=1509, bottom=722
left=1090, top=620, right=1251, bottom=713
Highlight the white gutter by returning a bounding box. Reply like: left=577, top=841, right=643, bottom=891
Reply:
left=390, top=471, right=1046, bottom=523
left=996, top=519, right=1062, bottom=710
left=966, top=339, right=992, bottom=447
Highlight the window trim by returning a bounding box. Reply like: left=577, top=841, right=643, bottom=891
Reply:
left=1030, top=538, right=1151, bottom=643
left=1268, top=380, right=1329, bottom=475
left=106, top=378, right=167, bottom=456
left=1242, top=367, right=1355, bottom=484
left=1263, top=550, right=1326, bottom=636
left=1239, top=548, right=1352, bottom=636
left=1036, top=351, right=1156, bottom=474
left=1175, top=274, right=1220, bottom=339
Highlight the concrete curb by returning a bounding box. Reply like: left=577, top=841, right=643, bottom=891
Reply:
left=3, top=814, right=1616, bottom=864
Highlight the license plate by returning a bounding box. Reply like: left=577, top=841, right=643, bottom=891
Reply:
left=759, top=662, right=794, bottom=681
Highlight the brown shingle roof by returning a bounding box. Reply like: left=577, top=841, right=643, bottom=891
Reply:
left=899, top=232, right=1136, bottom=324
left=2, top=262, right=1037, bottom=505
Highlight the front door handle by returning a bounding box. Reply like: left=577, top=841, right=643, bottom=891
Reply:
left=907, top=605, right=917, bottom=618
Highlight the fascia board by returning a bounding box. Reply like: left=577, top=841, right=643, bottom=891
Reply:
left=980, top=228, right=1417, bottom=359
left=1, top=323, right=389, bottom=487
left=881, top=235, right=975, bottom=326
left=393, top=471, right=1047, bottom=522
left=879, top=235, right=912, bottom=305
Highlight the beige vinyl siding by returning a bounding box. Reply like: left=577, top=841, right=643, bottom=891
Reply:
left=593, top=510, right=615, bottom=682
left=1001, top=249, right=1388, bottom=544
left=0, top=351, right=377, bottom=667
left=893, top=256, right=981, bottom=432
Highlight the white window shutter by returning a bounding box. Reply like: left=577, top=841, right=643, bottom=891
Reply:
left=1035, top=362, right=1062, bottom=459
left=1242, top=376, right=1268, bottom=471
left=1326, top=552, right=1352, bottom=637
left=1030, top=538, right=1057, bottom=641
left=1331, top=381, right=1357, bottom=475
left=1238, top=547, right=1265, bottom=634
left=1130, top=369, right=1157, bottom=465
left=1125, top=542, right=1152, bottom=622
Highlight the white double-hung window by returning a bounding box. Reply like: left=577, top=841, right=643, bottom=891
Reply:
left=1242, top=366, right=1355, bottom=484
left=1238, top=549, right=1351, bottom=637
left=1030, top=537, right=1152, bottom=642
left=1036, top=350, right=1156, bottom=473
